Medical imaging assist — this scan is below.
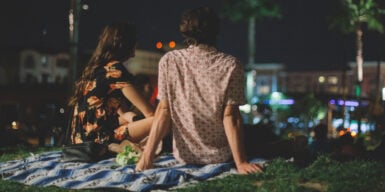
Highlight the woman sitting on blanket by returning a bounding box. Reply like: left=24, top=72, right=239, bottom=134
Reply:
left=67, top=22, right=155, bottom=154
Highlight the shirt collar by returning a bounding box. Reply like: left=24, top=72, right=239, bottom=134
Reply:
left=188, top=44, right=217, bottom=52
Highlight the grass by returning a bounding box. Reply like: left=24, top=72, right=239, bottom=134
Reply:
left=0, top=145, right=60, bottom=162
left=1, top=146, right=385, bottom=192
left=176, top=156, right=385, bottom=192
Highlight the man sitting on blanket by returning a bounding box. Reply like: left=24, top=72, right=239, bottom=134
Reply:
left=136, top=7, right=308, bottom=174
left=136, top=7, right=262, bottom=174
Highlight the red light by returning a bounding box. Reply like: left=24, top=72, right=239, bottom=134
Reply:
left=156, top=42, right=163, bottom=49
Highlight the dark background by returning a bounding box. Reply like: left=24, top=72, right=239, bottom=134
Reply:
left=0, top=0, right=384, bottom=71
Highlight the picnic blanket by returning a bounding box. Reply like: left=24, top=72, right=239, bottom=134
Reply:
left=0, top=151, right=267, bottom=191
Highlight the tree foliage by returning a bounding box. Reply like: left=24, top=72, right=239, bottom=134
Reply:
left=291, top=94, right=326, bottom=130
left=221, top=0, right=281, bottom=21
left=328, top=0, right=385, bottom=34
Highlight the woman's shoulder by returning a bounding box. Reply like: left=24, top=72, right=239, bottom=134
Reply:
left=101, top=60, right=130, bottom=72
left=104, top=60, right=124, bottom=68
left=93, top=60, right=133, bottom=80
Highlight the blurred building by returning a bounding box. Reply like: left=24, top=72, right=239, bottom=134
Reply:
left=124, top=50, right=163, bottom=75
left=246, top=61, right=385, bottom=135
left=246, top=61, right=385, bottom=101
left=19, top=49, right=70, bottom=84
left=349, top=61, right=385, bottom=99
left=0, top=47, right=163, bottom=146
left=245, top=63, right=285, bottom=103
left=281, top=70, right=353, bottom=96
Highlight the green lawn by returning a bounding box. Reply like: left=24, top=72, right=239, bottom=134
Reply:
left=176, top=156, right=385, bottom=192
left=1, top=146, right=385, bottom=192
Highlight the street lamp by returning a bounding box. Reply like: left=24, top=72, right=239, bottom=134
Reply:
left=69, top=0, right=81, bottom=90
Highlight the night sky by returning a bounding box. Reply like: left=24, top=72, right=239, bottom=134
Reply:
left=1, top=0, right=384, bottom=71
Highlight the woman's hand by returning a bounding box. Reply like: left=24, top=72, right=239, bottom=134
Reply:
left=135, top=154, right=154, bottom=172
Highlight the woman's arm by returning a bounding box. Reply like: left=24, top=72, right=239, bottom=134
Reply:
left=111, top=84, right=156, bottom=143
left=121, top=84, right=155, bottom=117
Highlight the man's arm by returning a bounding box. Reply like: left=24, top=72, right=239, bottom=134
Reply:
left=223, top=104, right=263, bottom=174
left=136, top=99, right=171, bottom=171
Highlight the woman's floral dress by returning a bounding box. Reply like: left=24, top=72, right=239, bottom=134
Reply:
left=70, top=61, right=134, bottom=144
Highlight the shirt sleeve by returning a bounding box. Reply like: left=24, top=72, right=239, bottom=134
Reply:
left=100, top=62, right=134, bottom=94
left=104, top=62, right=135, bottom=91
left=157, top=55, right=168, bottom=100
left=111, top=62, right=134, bottom=83
left=225, top=59, right=246, bottom=105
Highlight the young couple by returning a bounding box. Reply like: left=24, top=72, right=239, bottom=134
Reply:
left=68, top=6, right=304, bottom=175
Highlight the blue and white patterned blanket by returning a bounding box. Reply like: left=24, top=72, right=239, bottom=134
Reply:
left=0, top=151, right=266, bottom=191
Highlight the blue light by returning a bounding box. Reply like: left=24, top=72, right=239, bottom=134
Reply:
left=277, top=99, right=294, bottom=105
left=329, top=99, right=359, bottom=107
left=267, top=99, right=294, bottom=105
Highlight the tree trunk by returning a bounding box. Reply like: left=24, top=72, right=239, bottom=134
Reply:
left=356, top=25, right=363, bottom=83
left=356, top=24, right=363, bottom=134
left=69, top=0, right=81, bottom=91
left=247, top=16, right=256, bottom=68
left=341, top=67, right=346, bottom=129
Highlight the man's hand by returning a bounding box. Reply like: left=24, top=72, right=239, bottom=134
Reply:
left=135, top=100, right=171, bottom=172
left=223, top=105, right=260, bottom=175
left=236, top=162, right=263, bottom=174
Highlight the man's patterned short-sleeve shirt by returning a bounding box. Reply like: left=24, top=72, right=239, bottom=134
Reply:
left=158, top=45, right=246, bottom=164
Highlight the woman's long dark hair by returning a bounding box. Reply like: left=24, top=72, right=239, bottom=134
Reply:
left=68, top=22, right=136, bottom=106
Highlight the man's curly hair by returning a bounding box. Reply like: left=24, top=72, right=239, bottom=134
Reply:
left=179, top=7, right=220, bottom=46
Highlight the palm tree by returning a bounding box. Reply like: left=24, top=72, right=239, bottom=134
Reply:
left=328, top=0, right=385, bottom=133
left=221, top=0, right=281, bottom=68
left=329, top=0, right=384, bottom=94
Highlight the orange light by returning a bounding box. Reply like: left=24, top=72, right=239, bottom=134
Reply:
left=156, top=42, right=163, bottom=49
left=339, top=130, right=345, bottom=136
left=169, top=41, right=176, bottom=49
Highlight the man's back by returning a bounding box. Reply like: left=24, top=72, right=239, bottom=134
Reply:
left=137, top=7, right=262, bottom=174
left=158, top=44, right=245, bottom=164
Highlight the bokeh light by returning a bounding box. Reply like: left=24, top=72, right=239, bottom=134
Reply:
left=169, top=41, right=176, bottom=48
left=156, top=41, right=163, bottom=49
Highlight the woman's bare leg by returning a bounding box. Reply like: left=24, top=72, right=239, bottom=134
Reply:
left=110, top=117, right=154, bottom=153
left=125, top=117, right=154, bottom=143
left=114, top=117, right=154, bottom=143
left=118, top=111, right=138, bottom=124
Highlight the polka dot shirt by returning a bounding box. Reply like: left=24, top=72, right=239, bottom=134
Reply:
left=158, top=45, right=246, bottom=164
